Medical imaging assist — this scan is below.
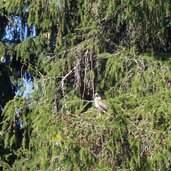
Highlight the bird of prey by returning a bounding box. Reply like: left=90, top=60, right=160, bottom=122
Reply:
left=94, top=93, right=108, bottom=113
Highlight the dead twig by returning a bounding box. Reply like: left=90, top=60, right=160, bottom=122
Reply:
left=61, top=66, right=76, bottom=97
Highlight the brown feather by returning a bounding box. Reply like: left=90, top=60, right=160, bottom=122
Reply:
left=98, top=100, right=108, bottom=112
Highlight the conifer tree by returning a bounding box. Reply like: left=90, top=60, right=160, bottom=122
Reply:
left=1, top=0, right=171, bottom=170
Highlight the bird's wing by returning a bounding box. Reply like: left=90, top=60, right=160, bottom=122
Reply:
left=98, top=100, right=108, bottom=111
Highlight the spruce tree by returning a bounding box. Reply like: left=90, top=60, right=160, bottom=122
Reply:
left=1, top=0, right=171, bottom=170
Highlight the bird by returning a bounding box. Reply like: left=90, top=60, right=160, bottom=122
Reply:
left=94, top=93, right=108, bottom=113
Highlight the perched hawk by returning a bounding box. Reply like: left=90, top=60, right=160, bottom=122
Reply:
left=94, top=93, right=108, bottom=113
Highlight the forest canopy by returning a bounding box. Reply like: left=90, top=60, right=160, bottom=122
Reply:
left=1, top=0, right=171, bottom=170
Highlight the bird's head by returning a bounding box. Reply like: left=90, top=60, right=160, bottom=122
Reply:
left=94, top=93, right=99, bottom=97
left=94, top=93, right=101, bottom=99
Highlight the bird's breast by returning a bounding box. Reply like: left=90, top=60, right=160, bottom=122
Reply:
left=94, top=99, right=100, bottom=108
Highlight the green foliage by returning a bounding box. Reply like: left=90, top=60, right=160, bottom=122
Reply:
left=1, top=0, right=171, bottom=170
left=2, top=50, right=171, bottom=170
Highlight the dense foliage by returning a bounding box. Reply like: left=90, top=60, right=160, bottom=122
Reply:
left=1, top=0, right=171, bottom=170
